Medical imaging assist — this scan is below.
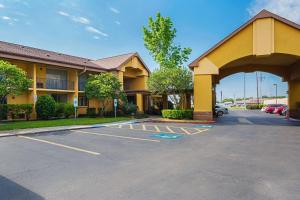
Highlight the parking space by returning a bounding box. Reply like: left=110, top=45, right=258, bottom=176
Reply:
left=107, top=123, right=209, bottom=135
left=10, top=122, right=210, bottom=159
left=1, top=111, right=300, bottom=200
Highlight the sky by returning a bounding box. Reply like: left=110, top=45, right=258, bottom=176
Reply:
left=0, top=0, right=299, bottom=99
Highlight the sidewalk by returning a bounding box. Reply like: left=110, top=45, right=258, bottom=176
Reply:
left=0, top=120, right=140, bottom=138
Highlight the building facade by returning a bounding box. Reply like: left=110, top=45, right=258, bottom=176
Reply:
left=0, top=41, right=150, bottom=119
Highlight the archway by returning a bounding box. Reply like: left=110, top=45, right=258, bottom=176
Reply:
left=189, top=10, right=300, bottom=120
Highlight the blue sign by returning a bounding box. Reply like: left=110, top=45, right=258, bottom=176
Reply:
left=151, top=133, right=183, bottom=139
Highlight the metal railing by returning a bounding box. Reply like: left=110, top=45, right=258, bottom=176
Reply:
left=36, top=78, right=74, bottom=90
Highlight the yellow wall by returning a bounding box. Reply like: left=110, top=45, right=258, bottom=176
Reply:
left=253, top=18, right=274, bottom=55
left=193, top=75, right=212, bottom=112
left=275, top=20, right=300, bottom=56
left=288, top=80, right=300, bottom=109
left=205, top=24, right=253, bottom=69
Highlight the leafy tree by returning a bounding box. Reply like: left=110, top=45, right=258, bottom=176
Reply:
left=148, top=67, right=192, bottom=109
left=143, top=12, right=192, bottom=69
left=85, top=73, right=124, bottom=115
left=143, top=13, right=193, bottom=108
left=0, top=60, right=32, bottom=103
left=222, top=98, right=234, bottom=103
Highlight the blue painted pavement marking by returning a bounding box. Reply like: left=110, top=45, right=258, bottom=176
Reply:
left=194, top=124, right=214, bottom=129
left=151, top=133, right=183, bottom=139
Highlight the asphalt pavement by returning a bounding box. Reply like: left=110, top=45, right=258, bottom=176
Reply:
left=0, top=110, right=299, bottom=200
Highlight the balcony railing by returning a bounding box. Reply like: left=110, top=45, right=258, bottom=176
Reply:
left=36, top=78, right=74, bottom=90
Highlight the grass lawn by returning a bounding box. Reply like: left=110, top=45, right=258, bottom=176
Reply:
left=0, top=117, right=130, bottom=131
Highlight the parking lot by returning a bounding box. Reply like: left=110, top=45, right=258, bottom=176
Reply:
left=1, top=110, right=300, bottom=200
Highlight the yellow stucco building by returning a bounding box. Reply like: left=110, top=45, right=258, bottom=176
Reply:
left=0, top=41, right=150, bottom=119
left=189, top=10, right=300, bottom=120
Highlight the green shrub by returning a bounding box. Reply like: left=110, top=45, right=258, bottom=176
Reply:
left=35, top=95, right=56, bottom=119
left=6, top=104, right=33, bottom=120
left=64, top=104, right=75, bottom=118
left=162, top=109, right=193, bottom=119
left=122, top=102, right=137, bottom=115
left=0, top=104, right=8, bottom=120
left=87, top=108, right=97, bottom=118
left=55, top=103, right=65, bottom=118
left=246, top=104, right=264, bottom=110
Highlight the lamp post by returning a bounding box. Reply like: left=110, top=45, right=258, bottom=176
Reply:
left=273, top=84, right=278, bottom=104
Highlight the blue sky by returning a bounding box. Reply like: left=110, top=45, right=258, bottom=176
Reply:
left=0, top=0, right=298, bottom=99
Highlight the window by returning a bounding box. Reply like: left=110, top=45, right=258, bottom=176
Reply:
left=51, top=94, right=68, bottom=103
left=79, top=96, right=88, bottom=106
left=46, top=68, right=68, bottom=90
left=78, top=74, right=87, bottom=91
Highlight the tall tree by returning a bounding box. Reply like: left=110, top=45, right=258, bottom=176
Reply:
left=143, top=12, right=192, bottom=69
left=0, top=60, right=32, bottom=104
left=85, top=73, right=124, bottom=114
left=143, top=13, right=193, bottom=108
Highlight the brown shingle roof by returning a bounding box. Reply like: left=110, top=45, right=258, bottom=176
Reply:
left=189, top=9, right=300, bottom=68
left=0, top=40, right=105, bottom=71
left=92, top=52, right=150, bottom=73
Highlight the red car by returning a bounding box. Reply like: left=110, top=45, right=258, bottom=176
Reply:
left=274, top=105, right=287, bottom=115
left=265, top=104, right=284, bottom=113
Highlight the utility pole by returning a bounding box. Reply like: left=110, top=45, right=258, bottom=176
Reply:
left=243, top=73, right=246, bottom=106
left=273, top=84, right=278, bottom=104
left=220, top=90, right=223, bottom=103
left=256, top=72, right=259, bottom=105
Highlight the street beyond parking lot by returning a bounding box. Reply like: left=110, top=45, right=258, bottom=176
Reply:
left=0, top=110, right=300, bottom=200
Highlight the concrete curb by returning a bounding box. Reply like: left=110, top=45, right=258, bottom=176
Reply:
left=141, top=118, right=215, bottom=124
left=0, top=120, right=138, bottom=138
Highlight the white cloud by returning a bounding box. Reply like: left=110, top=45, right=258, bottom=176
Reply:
left=115, top=21, right=121, bottom=25
left=0, top=4, right=4, bottom=8
left=109, top=7, right=120, bottom=14
left=58, top=11, right=90, bottom=25
left=71, top=16, right=90, bottom=24
left=86, top=26, right=108, bottom=37
left=2, top=16, right=11, bottom=20
left=58, top=11, right=70, bottom=17
left=248, top=0, right=300, bottom=24
left=93, top=36, right=100, bottom=40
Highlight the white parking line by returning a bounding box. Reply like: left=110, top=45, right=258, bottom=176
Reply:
left=192, top=129, right=209, bottom=135
left=18, top=136, right=100, bottom=156
left=72, top=130, right=161, bottom=143
left=180, top=127, right=192, bottom=135
left=166, top=126, right=175, bottom=133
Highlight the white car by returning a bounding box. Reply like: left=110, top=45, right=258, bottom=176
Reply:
left=215, top=105, right=229, bottom=117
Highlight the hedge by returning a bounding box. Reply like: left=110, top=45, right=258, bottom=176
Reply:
left=0, top=104, right=33, bottom=120
left=162, top=109, right=193, bottom=119
left=55, top=103, right=75, bottom=118
left=246, top=104, right=264, bottom=110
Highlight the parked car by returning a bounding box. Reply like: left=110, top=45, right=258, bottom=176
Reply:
left=274, top=105, right=287, bottom=115
left=281, top=107, right=288, bottom=116
left=265, top=104, right=284, bottom=114
left=215, top=105, right=228, bottom=117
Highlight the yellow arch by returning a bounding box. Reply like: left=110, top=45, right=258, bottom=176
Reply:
left=190, top=10, right=300, bottom=120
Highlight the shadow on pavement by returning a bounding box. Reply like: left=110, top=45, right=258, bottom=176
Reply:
left=0, top=176, right=44, bottom=200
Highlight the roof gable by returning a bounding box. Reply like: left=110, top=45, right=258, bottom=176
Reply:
left=189, top=10, right=300, bottom=68
left=92, top=52, right=150, bottom=73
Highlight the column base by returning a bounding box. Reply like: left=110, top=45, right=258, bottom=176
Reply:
left=193, top=111, right=213, bottom=121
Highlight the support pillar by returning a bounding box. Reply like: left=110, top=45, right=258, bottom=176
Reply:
left=288, top=79, right=300, bottom=119
left=136, top=93, right=144, bottom=113
left=31, top=64, right=37, bottom=119
left=193, top=74, right=213, bottom=120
